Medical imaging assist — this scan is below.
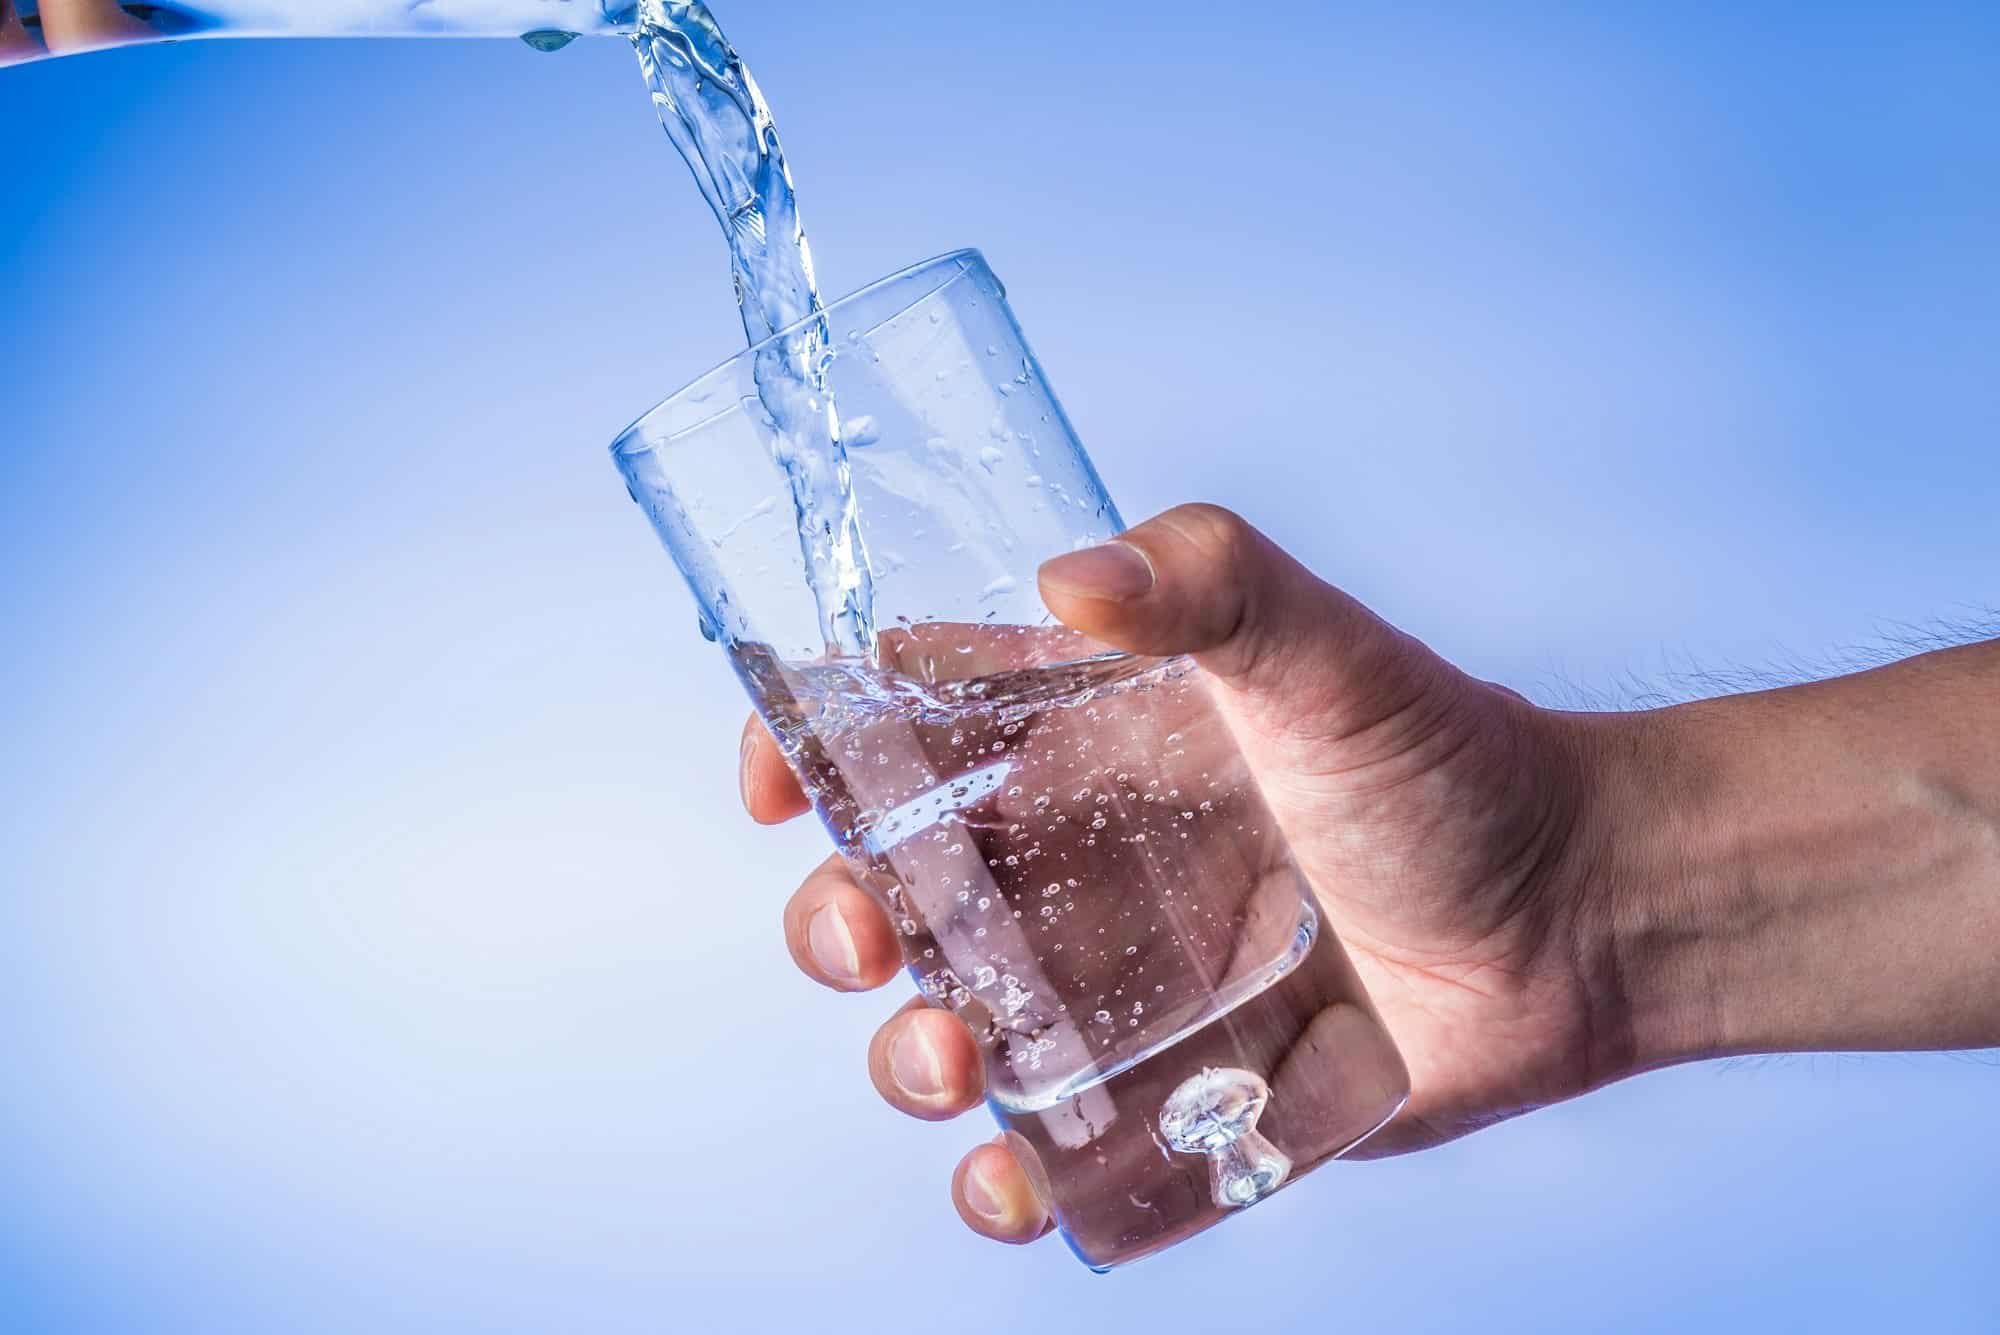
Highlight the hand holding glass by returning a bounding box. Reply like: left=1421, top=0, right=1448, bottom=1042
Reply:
left=612, top=250, right=1408, bottom=1269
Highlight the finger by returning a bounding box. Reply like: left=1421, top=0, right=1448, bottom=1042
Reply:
left=951, top=1137, right=1053, bottom=1244
left=876, top=620, right=1100, bottom=679
left=1, top=2, right=46, bottom=65
left=867, top=998, right=984, bottom=1120
left=35, top=0, right=153, bottom=53
left=1038, top=503, right=1453, bottom=737
left=739, top=715, right=810, bottom=824
left=782, top=854, right=901, bottom=992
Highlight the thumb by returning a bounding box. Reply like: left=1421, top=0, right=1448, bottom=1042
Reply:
left=1037, top=504, right=1453, bottom=739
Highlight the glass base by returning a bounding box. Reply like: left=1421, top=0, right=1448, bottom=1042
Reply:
left=996, top=901, right=1318, bottom=1114
left=993, top=921, right=1411, bottom=1271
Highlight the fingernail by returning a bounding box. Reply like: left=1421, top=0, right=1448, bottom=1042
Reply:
left=738, top=729, right=757, bottom=813
left=806, top=903, right=861, bottom=986
left=889, top=1024, right=946, bottom=1099
left=1039, top=541, right=1155, bottom=601
left=963, top=1161, right=1007, bottom=1223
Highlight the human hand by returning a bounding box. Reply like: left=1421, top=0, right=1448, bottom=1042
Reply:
left=740, top=503, right=1618, bottom=1243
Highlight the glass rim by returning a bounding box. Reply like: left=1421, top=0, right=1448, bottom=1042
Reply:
left=609, top=246, right=988, bottom=458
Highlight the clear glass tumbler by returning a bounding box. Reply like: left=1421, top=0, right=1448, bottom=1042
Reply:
left=612, top=249, right=1409, bottom=1269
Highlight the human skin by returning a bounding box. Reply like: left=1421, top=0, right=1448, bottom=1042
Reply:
left=0, top=0, right=153, bottom=63
left=0, top=1, right=44, bottom=63
left=739, top=503, right=2000, bottom=1244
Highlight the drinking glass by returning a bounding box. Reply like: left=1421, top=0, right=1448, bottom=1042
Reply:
left=611, top=249, right=1409, bottom=1269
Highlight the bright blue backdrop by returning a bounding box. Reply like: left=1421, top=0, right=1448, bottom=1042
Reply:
left=3, top=2, right=1997, bottom=1331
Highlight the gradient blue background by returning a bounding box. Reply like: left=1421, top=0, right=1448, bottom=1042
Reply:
left=4, top=2, right=1997, bottom=1330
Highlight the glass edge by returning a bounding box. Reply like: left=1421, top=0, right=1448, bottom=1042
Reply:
left=608, top=246, right=988, bottom=459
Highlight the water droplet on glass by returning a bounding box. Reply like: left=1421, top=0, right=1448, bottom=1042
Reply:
left=520, top=29, right=579, bottom=51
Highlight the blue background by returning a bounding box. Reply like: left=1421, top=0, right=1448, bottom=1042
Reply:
left=3, top=2, right=1997, bottom=1330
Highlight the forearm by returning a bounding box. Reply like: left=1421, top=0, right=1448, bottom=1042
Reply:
left=1580, top=638, right=2000, bottom=1075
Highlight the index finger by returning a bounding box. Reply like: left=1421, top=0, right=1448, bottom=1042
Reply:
left=740, top=714, right=812, bottom=824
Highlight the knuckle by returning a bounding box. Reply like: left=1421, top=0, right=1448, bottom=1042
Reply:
left=1156, top=502, right=1258, bottom=570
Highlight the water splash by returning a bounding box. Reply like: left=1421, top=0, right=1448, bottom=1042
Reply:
left=631, top=0, right=875, bottom=658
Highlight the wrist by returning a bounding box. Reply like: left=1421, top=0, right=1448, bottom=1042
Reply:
left=1563, top=648, right=2000, bottom=1080
left=1559, top=701, right=1734, bottom=1085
